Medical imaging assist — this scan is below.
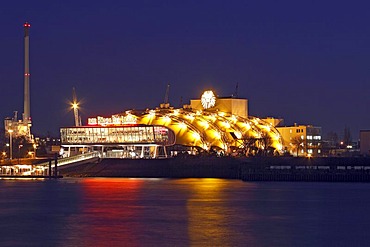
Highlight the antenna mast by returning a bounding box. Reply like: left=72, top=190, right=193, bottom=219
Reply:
left=164, top=83, right=170, bottom=104
left=234, top=82, right=239, bottom=98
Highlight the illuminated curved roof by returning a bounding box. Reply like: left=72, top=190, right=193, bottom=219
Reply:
left=124, top=108, right=283, bottom=153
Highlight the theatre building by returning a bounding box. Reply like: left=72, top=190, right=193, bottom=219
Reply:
left=61, top=90, right=284, bottom=158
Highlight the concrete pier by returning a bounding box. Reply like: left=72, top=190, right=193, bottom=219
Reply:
left=57, top=156, right=370, bottom=182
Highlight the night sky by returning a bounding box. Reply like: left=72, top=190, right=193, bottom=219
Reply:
left=1, top=1, right=370, bottom=140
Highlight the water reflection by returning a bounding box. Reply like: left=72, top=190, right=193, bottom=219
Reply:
left=177, top=179, right=258, bottom=246
left=78, top=178, right=143, bottom=246
left=2, top=179, right=369, bottom=246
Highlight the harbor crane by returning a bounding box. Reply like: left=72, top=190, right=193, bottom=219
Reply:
left=160, top=83, right=170, bottom=108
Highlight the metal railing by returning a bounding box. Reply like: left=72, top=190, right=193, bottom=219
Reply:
left=38, top=151, right=100, bottom=167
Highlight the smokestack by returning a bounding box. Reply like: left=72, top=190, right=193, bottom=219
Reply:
left=23, top=22, right=31, bottom=123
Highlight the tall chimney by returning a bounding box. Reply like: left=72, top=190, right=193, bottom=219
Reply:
left=23, top=22, right=31, bottom=123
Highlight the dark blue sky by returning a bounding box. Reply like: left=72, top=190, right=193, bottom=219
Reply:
left=1, top=1, right=370, bottom=139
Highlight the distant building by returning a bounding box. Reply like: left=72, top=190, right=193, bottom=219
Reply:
left=360, top=130, right=370, bottom=156
left=277, top=124, right=322, bottom=157
left=4, top=112, right=32, bottom=141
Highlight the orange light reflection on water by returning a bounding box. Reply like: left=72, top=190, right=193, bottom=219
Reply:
left=179, top=179, right=258, bottom=246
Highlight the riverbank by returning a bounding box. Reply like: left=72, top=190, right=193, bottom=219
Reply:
left=58, top=156, right=370, bottom=182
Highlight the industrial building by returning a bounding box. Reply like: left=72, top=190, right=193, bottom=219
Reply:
left=4, top=22, right=33, bottom=142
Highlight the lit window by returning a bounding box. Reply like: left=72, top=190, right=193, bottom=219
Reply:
left=318, top=149, right=321, bottom=154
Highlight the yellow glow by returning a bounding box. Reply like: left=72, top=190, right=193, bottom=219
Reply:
left=234, top=131, right=241, bottom=139
left=208, top=115, right=216, bottom=122
left=241, top=122, right=251, bottom=130
left=202, top=143, right=209, bottom=150
left=276, top=143, right=283, bottom=151
left=198, top=120, right=209, bottom=130
left=124, top=106, right=283, bottom=154
left=213, top=131, right=221, bottom=140
left=230, top=115, right=237, bottom=123
left=72, top=103, right=78, bottom=109
left=179, top=122, right=187, bottom=129
left=223, top=121, right=231, bottom=129
left=8, top=129, right=13, bottom=133
left=186, top=114, right=195, bottom=121
left=192, top=132, right=200, bottom=140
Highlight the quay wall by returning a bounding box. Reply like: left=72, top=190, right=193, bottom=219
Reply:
left=59, top=156, right=370, bottom=182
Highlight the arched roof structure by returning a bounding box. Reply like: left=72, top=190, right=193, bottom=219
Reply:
left=124, top=108, right=283, bottom=153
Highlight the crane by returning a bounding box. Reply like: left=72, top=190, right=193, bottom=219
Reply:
left=161, top=83, right=170, bottom=108
left=72, top=87, right=81, bottom=126
left=164, top=83, right=170, bottom=104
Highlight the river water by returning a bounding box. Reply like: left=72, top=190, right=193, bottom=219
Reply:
left=0, top=178, right=369, bottom=247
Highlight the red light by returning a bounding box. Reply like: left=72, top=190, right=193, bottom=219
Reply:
left=24, top=22, right=31, bottom=28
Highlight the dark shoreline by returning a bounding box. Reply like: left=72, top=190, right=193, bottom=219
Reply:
left=58, top=156, right=370, bottom=182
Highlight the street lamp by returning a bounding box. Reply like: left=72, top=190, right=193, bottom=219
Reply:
left=33, top=143, right=37, bottom=158
left=18, top=144, right=23, bottom=164
left=8, top=129, right=13, bottom=160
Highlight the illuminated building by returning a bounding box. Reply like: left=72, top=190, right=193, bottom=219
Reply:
left=61, top=91, right=283, bottom=158
left=277, top=124, right=321, bottom=157
left=61, top=125, right=175, bottom=158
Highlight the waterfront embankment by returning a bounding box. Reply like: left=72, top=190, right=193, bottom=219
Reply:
left=58, top=156, right=370, bottom=182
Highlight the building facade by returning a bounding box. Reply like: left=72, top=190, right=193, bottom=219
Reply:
left=60, top=125, right=176, bottom=158
left=60, top=91, right=284, bottom=158
left=277, top=124, right=322, bottom=157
